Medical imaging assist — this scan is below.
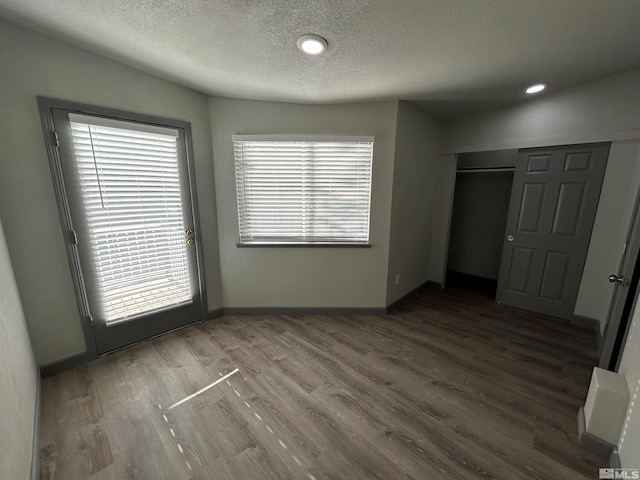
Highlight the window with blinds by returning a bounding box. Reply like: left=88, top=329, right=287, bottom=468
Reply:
left=68, top=113, right=192, bottom=324
left=233, top=136, right=374, bottom=245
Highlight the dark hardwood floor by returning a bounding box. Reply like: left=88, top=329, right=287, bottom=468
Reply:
left=39, top=284, right=604, bottom=479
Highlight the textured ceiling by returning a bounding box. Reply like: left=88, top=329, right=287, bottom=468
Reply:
left=1, top=0, right=640, bottom=119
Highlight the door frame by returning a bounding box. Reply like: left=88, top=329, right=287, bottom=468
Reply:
left=37, top=96, right=208, bottom=360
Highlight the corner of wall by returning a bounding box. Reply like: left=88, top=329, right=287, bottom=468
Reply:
left=30, top=371, right=41, bottom=480
left=428, top=154, right=457, bottom=287
left=383, top=101, right=401, bottom=304
left=386, top=103, right=443, bottom=305
left=0, top=216, right=39, bottom=480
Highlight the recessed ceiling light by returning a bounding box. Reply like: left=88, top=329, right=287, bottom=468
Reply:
left=297, top=34, right=328, bottom=56
left=525, top=83, right=547, bottom=94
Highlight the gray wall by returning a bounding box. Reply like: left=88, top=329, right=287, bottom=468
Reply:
left=447, top=171, right=513, bottom=280
left=0, top=19, right=222, bottom=365
left=386, top=101, right=441, bottom=303
left=574, top=141, right=640, bottom=328
left=210, top=97, right=398, bottom=308
left=440, top=70, right=640, bottom=330
left=0, top=217, right=38, bottom=480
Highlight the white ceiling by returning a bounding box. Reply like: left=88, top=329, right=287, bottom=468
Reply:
left=1, top=0, right=640, bottom=119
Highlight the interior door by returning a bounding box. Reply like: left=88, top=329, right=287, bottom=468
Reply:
left=600, top=189, right=640, bottom=369
left=496, top=143, right=609, bottom=319
left=52, top=108, right=203, bottom=354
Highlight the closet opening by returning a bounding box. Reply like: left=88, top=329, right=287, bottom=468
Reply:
left=446, top=150, right=516, bottom=298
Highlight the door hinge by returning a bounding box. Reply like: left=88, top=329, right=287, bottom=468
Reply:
left=72, top=230, right=79, bottom=245
left=88, top=314, right=94, bottom=326
left=53, top=130, right=60, bottom=148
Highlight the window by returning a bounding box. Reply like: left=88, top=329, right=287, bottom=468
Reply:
left=233, top=136, right=374, bottom=245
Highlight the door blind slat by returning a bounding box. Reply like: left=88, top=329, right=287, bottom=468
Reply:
left=70, top=120, right=193, bottom=323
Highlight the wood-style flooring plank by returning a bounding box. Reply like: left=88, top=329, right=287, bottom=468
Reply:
left=39, top=284, right=604, bottom=479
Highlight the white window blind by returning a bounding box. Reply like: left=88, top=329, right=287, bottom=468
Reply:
left=68, top=114, right=192, bottom=324
left=233, top=136, right=374, bottom=244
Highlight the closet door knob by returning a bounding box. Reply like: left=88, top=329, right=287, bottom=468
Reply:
left=609, top=274, right=624, bottom=285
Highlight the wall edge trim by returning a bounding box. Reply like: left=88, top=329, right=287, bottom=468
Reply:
left=222, top=306, right=387, bottom=316
left=40, top=352, right=89, bottom=378
left=577, top=406, right=617, bottom=460
left=30, top=371, right=41, bottom=480
left=610, top=448, right=621, bottom=468
left=386, top=280, right=441, bottom=313
left=572, top=314, right=601, bottom=334
left=207, top=307, right=224, bottom=320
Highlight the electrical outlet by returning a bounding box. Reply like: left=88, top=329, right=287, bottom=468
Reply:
left=395, top=274, right=400, bottom=285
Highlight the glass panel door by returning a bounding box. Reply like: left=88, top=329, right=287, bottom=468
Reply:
left=52, top=108, right=202, bottom=353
